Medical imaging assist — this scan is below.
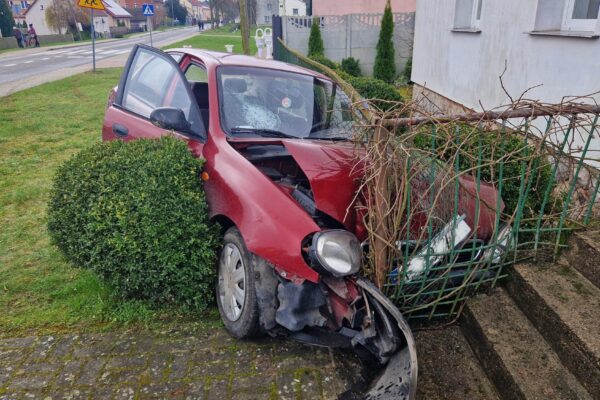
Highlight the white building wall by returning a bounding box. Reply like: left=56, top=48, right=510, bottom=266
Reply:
left=25, top=0, right=60, bottom=35
left=279, top=0, right=306, bottom=16
left=412, top=0, right=600, bottom=110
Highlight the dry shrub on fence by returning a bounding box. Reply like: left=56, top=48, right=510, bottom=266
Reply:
left=348, top=95, right=600, bottom=315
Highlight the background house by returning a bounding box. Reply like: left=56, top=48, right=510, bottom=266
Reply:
left=256, top=0, right=305, bottom=25
left=278, top=0, right=306, bottom=17
left=183, top=0, right=210, bottom=22
left=256, top=0, right=277, bottom=25
left=7, top=0, right=31, bottom=17
left=94, top=0, right=132, bottom=33
left=412, top=0, right=600, bottom=114
left=14, top=0, right=58, bottom=35
left=313, top=0, right=415, bottom=16
left=120, top=0, right=165, bottom=29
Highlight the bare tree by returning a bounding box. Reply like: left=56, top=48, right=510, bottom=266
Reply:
left=45, top=0, right=88, bottom=36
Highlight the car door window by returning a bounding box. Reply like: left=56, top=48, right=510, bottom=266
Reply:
left=186, top=64, right=210, bottom=129
left=186, top=64, right=208, bottom=83
left=120, top=47, right=205, bottom=137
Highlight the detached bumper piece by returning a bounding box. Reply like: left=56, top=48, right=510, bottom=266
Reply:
left=267, top=276, right=418, bottom=399
left=357, top=278, right=418, bottom=400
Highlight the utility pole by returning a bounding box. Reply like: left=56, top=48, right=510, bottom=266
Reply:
left=239, top=0, right=250, bottom=55
left=171, top=0, right=175, bottom=26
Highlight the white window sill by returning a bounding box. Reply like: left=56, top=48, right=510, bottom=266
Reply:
left=451, top=28, right=482, bottom=33
left=528, top=30, right=599, bottom=39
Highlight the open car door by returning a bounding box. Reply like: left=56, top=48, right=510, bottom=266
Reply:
left=102, top=44, right=206, bottom=156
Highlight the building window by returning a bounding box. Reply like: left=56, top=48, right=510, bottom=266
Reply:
left=562, top=0, right=600, bottom=31
left=265, top=15, right=271, bottom=24
left=266, top=3, right=272, bottom=11
left=473, top=0, right=483, bottom=28
left=293, top=8, right=298, bottom=15
left=453, top=0, right=483, bottom=31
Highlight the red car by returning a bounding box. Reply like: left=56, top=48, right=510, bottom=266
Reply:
left=102, top=45, right=505, bottom=399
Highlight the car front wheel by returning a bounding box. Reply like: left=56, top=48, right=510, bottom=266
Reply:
left=216, top=227, right=261, bottom=338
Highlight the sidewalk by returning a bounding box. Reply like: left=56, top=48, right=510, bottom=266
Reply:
left=0, top=27, right=193, bottom=60
left=0, top=328, right=362, bottom=400
left=0, top=27, right=199, bottom=98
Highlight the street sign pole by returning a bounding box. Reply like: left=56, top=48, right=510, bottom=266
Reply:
left=91, top=8, right=96, bottom=72
left=148, top=16, right=153, bottom=47
left=142, top=4, right=155, bottom=45
left=78, top=0, right=105, bottom=72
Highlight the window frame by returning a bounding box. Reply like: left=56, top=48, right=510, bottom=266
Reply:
left=472, top=0, right=483, bottom=29
left=115, top=45, right=206, bottom=140
left=562, top=0, right=600, bottom=31
left=453, top=0, right=483, bottom=32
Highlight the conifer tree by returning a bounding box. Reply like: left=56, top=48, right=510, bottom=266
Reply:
left=374, top=0, right=396, bottom=83
left=308, top=17, right=324, bottom=57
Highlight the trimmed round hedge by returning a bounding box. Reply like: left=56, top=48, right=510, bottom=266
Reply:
left=48, top=136, right=219, bottom=311
left=346, top=76, right=404, bottom=112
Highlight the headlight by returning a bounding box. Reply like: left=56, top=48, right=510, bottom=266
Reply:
left=310, top=230, right=362, bottom=277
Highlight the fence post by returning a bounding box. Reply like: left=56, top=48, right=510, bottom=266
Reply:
left=372, top=124, right=389, bottom=288
left=272, top=16, right=283, bottom=61
left=346, top=14, right=352, bottom=59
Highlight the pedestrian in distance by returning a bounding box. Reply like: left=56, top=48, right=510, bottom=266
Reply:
left=28, top=24, right=40, bottom=47
left=12, top=27, right=24, bottom=48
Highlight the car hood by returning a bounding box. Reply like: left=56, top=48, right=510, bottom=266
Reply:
left=282, top=140, right=364, bottom=230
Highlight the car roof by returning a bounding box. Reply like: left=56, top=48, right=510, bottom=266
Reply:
left=167, top=48, right=331, bottom=80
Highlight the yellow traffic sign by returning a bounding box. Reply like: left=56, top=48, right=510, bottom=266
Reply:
left=78, top=0, right=105, bottom=10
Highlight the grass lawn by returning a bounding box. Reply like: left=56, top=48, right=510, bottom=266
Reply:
left=0, top=69, right=220, bottom=337
left=164, top=24, right=259, bottom=55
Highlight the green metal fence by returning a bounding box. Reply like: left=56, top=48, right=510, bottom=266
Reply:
left=275, top=39, right=600, bottom=320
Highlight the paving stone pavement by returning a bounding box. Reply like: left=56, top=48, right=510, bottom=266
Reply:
left=0, top=328, right=363, bottom=400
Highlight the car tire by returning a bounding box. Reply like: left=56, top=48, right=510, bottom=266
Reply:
left=216, top=227, right=261, bottom=339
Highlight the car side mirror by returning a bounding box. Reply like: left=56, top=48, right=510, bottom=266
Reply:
left=150, top=107, right=191, bottom=132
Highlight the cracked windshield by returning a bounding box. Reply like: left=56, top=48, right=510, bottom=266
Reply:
left=218, top=66, right=358, bottom=140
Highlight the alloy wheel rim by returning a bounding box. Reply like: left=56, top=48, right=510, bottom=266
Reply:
left=218, top=243, right=246, bottom=322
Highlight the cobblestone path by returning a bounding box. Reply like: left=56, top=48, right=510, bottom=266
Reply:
left=0, top=328, right=363, bottom=400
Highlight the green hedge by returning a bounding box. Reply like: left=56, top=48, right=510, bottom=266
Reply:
left=309, top=54, right=339, bottom=70
left=414, top=124, right=554, bottom=218
left=48, top=136, right=219, bottom=311
left=341, top=57, right=362, bottom=77
left=347, top=76, right=404, bottom=112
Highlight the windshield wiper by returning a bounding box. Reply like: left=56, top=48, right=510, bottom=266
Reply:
left=308, top=134, right=350, bottom=141
left=230, top=127, right=298, bottom=139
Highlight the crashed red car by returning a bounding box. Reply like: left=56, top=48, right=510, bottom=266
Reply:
left=102, top=45, right=506, bottom=399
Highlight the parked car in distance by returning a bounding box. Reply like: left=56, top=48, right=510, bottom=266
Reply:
left=102, top=44, right=506, bottom=399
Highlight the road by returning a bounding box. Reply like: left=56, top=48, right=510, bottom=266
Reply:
left=0, top=27, right=199, bottom=97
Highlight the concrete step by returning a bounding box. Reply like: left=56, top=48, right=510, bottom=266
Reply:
left=563, top=231, right=600, bottom=290
left=415, top=326, right=500, bottom=400
left=461, top=288, right=592, bottom=400
left=506, top=262, right=600, bottom=398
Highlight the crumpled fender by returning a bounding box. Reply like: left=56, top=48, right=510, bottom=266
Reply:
left=356, top=277, right=418, bottom=400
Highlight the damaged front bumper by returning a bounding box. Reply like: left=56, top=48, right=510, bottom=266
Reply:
left=357, top=277, right=418, bottom=400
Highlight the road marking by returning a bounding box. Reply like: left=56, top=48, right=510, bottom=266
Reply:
left=66, top=50, right=86, bottom=55
left=67, top=55, right=84, bottom=59
left=2, top=64, right=16, bottom=67
left=23, top=60, right=33, bottom=64
left=41, top=57, right=50, bottom=60
left=115, top=49, right=130, bottom=54
left=99, top=49, right=119, bottom=54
